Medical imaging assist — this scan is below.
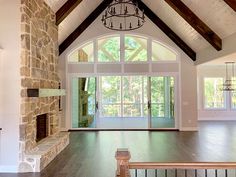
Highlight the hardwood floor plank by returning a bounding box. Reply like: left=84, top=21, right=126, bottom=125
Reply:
left=1, top=121, right=236, bottom=177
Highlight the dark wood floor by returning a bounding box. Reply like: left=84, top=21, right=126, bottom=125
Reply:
left=1, top=121, right=236, bottom=177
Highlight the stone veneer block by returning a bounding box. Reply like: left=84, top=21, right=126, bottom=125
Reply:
left=19, top=132, right=70, bottom=172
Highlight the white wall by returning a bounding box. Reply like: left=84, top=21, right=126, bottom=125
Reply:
left=59, top=13, right=198, bottom=131
left=0, top=0, right=21, bottom=172
left=197, top=65, right=236, bottom=120
left=180, top=55, right=198, bottom=130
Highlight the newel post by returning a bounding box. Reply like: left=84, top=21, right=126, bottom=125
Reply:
left=115, top=148, right=131, bottom=177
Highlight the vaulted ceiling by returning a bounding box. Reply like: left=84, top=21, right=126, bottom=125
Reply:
left=45, top=0, right=236, bottom=61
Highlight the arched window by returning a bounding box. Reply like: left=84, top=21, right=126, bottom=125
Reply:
left=68, top=34, right=178, bottom=63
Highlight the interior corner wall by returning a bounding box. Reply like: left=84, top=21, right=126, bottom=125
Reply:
left=0, top=0, right=21, bottom=172
left=58, top=56, right=67, bottom=130
left=59, top=13, right=198, bottom=131
left=180, top=54, right=198, bottom=130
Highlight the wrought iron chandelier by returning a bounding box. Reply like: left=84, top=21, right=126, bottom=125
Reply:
left=221, top=62, right=236, bottom=91
left=101, top=0, right=145, bottom=31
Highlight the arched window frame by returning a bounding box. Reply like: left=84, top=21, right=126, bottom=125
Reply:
left=67, top=33, right=180, bottom=64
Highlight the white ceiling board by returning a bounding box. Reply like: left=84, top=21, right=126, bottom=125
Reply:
left=181, top=0, right=236, bottom=38
left=44, top=0, right=67, bottom=12
left=44, top=0, right=236, bottom=52
left=58, top=0, right=103, bottom=44
left=142, top=0, right=209, bottom=52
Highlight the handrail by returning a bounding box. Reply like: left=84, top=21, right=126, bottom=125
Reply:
left=115, top=149, right=236, bottom=177
left=129, top=162, right=236, bottom=169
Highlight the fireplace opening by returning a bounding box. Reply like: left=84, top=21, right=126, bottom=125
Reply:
left=36, top=114, right=49, bottom=142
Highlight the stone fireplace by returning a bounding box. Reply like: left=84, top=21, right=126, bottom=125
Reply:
left=36, top=114, right=49, bottom=142
left=19, top=0, right=69, bottom=172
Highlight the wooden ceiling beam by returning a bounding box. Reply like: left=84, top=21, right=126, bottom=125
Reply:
left=56, top=0, right=83, bottom=25
left=136, top=0, right=196, bottom=61
left=59, top=0, right=113, bottom=55
left=224, top=0, right=236, bottom=12
left=164, top=0, right=222, bottom=51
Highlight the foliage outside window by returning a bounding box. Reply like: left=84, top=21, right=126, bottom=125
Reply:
left=151, top=77, right=174, bottom=118
left=231, top=92, right=236, bottom=108
left=125, top=35, right=147, bottom=62
left=100, top=76, right=148, bottom=118
left=99, top=76, right=174, bottom=118
left=231, top=77, right=236, bottom=109
left=204, top=78, right=225, bottom=109
left=100, top=76, right=121, bottom=117
left=86, top=78, right=96, bottom=115
left=98, top=36, right=120, bottom=62
left=123, top=76, right=147, bottom=117
left=69, top=42, right=94, bottom=62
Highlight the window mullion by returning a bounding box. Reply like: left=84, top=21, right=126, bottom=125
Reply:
left=94, top=39, right=98, bottom=74
left=120, top=33, right=125, bottom=74
left=141, top=76, right=144, bottom=117
left=148, top=38, right=152, bottom=73
left=121, top=76, right=123, bottom=118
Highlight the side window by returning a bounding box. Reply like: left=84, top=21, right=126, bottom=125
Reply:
left=204, top=77, right=225, bottom=109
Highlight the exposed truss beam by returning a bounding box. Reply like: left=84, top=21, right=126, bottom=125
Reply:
left=136, top=0, right=196, bottom=61
left=224, top=0, right=236, bottom=11
left=56, top=0, right=83, bottom=25
left=59, top=0, right=113, bottom=55
left=164, top=0, right=222, bottom=51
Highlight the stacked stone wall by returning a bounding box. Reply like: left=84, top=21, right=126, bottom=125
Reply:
left=19, top=0, right=62, bottom=171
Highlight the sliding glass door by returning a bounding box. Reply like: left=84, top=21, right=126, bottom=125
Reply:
left=149, top=76, right=175, bottom=128
left=71, top=77, right=97, bottom=128
left=97, top=76, right=148, bottom=128
left=70, top=75, right=176, bottom=129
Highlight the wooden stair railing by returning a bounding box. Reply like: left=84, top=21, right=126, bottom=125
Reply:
left=115, top=149, right=236, bottom=177
left=115, top=148, right=131, bottom=177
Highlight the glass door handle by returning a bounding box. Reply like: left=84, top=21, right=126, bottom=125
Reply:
left=148, top=101, right=151, bottom=109
left=96, top=102, right=99, bottom=110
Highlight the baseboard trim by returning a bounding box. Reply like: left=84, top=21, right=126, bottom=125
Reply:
left=0, top=165, right=18, bottom=173
left=199, top=117, right=236, bottom=121
left=69, top=128, right=179, bottom=131
left=180, top=127, right=198, bottom=131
